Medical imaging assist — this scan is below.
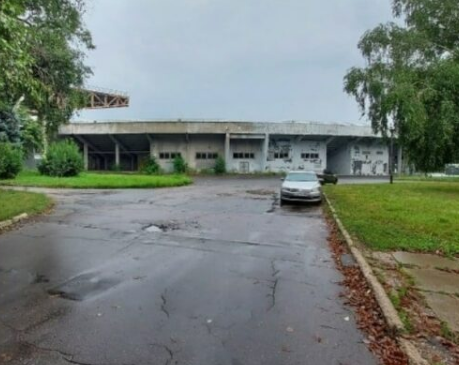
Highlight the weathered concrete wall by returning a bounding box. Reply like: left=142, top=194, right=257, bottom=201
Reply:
left=350, top=142, right=388, bottom=176
left=61, top=120, right=380, bottom=138
left=265, top=136, right=326, bottom=173
left=228, top=139, right=264, bottom=173
left=64, top=120, right=389, bottom=175
left=187, top=135, right=225, bottom=171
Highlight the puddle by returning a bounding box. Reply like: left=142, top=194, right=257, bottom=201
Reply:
left=48, top=272, right=120, bottom=301
left=142, top=220, right=200, bottom=233
left=144, top=224, right=163, bottom=233
left=246, top=189, right=274, bottom=196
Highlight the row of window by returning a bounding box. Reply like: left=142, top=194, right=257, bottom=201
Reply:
left=300, top=153, right=320, bottom=159
left=159, top=152, right=219, bottom=160
left=158, top=152, right=321, bottom=160
left=196, top=152, right=219, bottom=160
left=233, top=152, right=255, bottom=159
left=159, top=152, right=182, bottom=160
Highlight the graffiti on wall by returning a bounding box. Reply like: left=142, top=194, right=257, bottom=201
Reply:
left=351, top=145, right=387, bottom=175
left=266, top=137, right=323, bottom=171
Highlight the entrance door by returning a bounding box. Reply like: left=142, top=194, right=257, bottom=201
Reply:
left=239, top=161, right=250, bottom=173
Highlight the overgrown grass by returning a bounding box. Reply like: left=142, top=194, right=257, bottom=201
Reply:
left=324, top=182, right=459, bottom=255
left=0, top=189, right=52, bottom=221
left=397, top=175, right=459, bottom=183
left=0, top=170, right=192, bottom=189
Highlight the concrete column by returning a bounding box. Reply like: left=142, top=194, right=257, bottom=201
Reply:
left=115, top=143, right=120, bottom=166
left=83, top=143, right=89, bottom=170
left=397, top=146, right=403, bottom=175
left=225, top=133, right=231, bottom=164
left=149, top=137, right=155, bottom=158
left=262, top=133, right=269, bottom=171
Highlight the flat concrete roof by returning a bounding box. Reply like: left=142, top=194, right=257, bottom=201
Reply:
left=60, top=120, right=380, bottom=138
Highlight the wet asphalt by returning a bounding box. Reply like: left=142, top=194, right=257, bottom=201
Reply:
left=0, top=177, right=378, bottom=365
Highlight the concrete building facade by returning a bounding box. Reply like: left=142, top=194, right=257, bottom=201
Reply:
left=59, top=120, right=393, bottom=175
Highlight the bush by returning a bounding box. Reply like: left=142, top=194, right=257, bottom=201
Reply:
left=214, top=157, right=226, bottom=174
left=140, top=157, right=160, bottom=175
left=38, top=140, right=84, bottom=177
left=173, top=155, right=187, bottom=174
left=0, top=143, right=22, bottom=179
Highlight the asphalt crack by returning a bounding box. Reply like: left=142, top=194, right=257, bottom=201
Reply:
left=161, top=289, right=170, bottom=318
left=151, top=343, right=174, bottom=365
left=267, top=259, right=279, bottom=311
left=267, top=278, right=278, bottom=311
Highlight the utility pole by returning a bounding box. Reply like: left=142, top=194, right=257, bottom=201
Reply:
left=389, top=127, right=395, bottom=184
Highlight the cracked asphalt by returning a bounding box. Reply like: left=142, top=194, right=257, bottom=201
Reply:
left=0, top=177, right=377, bottom=365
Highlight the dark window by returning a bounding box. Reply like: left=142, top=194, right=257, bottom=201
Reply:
left=376, top=151, right=383, bottom=155
left=159, top=152, right=180, bottom=160
left=302, top=152, right=319, bottom=160
left=196, top=152, right=218, bottom=160
left=275, top=151, right=289, bottom=159
left=233, top=152, right=254, bottom=159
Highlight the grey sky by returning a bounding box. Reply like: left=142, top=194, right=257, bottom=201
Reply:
left=77, top=0, right=393, bottom=124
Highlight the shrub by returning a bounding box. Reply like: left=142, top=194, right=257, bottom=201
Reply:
left=140, top=157, right=160, bottom=175
left=173, top=155, right=187, bottom=174
left=0, top=143, right=22, bottom=179
left=38, top=140, right=84, bottom=177
left=214, top=157, right=226, bottom=174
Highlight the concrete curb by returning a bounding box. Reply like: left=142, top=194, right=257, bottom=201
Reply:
left=0, top=213, right=29, bottom=231
left=324, top=194, right=429, bottom=365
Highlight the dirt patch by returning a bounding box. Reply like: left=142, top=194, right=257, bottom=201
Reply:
left=326, top=218, right=409, bottom=365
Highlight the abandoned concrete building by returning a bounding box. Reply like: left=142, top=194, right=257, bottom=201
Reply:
left=59, top=120, right=400, bottom=175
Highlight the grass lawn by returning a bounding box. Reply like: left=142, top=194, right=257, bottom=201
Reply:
left=0, top=171, right=192, bottom=189
left=324, top=182, right=459, bottom=255
left=0, top=189, right=52, bottom=221
left=397, top=175, right=459, bottom=183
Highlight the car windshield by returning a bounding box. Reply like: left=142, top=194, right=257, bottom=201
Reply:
left=286, top=172, right=318, bottom=182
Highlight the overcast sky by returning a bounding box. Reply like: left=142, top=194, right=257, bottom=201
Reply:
left=76, top=0, right=393, bottom=124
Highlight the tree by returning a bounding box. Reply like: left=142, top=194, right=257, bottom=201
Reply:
left=0, top=0, right=94, bottom=148
left=344, top=0, right=459, bottom=172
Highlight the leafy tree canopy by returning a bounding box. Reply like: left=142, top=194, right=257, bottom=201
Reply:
left=0, top=0, right=94, bottom=139
left=344, top=0, right=459, bottom=172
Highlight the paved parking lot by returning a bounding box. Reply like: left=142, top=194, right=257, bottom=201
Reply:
left=0, top=177, right=377, bottom=365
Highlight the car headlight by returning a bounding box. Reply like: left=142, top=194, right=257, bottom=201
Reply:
left=312, top=187, right=321, bottom=193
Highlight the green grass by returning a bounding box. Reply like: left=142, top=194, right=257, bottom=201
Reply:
left=324, top=182, right=459, bottom=255
left=0, top=170, right=192, bottom=189
left=397, top=175, right=459, bottom=183
left=0, top=189, right=52, bottom=221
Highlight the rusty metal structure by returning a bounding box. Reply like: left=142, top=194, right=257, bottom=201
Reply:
left=81, top=86, right=130, bottom=109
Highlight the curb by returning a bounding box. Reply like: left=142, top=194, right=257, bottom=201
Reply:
left=324, top=194, right=428, bottom=365
left=0, top=213, right=29, bottom=231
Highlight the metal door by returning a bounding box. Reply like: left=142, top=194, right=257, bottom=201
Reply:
left=239, top=161, right=250, bottom=173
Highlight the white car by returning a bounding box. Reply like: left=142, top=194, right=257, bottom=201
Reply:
left=280, top=171, right=322, bottom=205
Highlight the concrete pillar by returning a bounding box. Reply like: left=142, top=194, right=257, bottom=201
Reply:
left=397, top=146, right=403, bottom=175
left=262, top=133, right=269, bottom=171
left=115, top=143, right=120, bottom=166
left=149, top=138, right=154, bottom=158
left=83, top=143, right=89, bottom=170
left=225, top=133, right=230, bottom=164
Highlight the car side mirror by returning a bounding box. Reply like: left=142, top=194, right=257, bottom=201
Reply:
left=280, top=178, right=285, bottom=181
left=319, top=178, right=325, bottom=185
